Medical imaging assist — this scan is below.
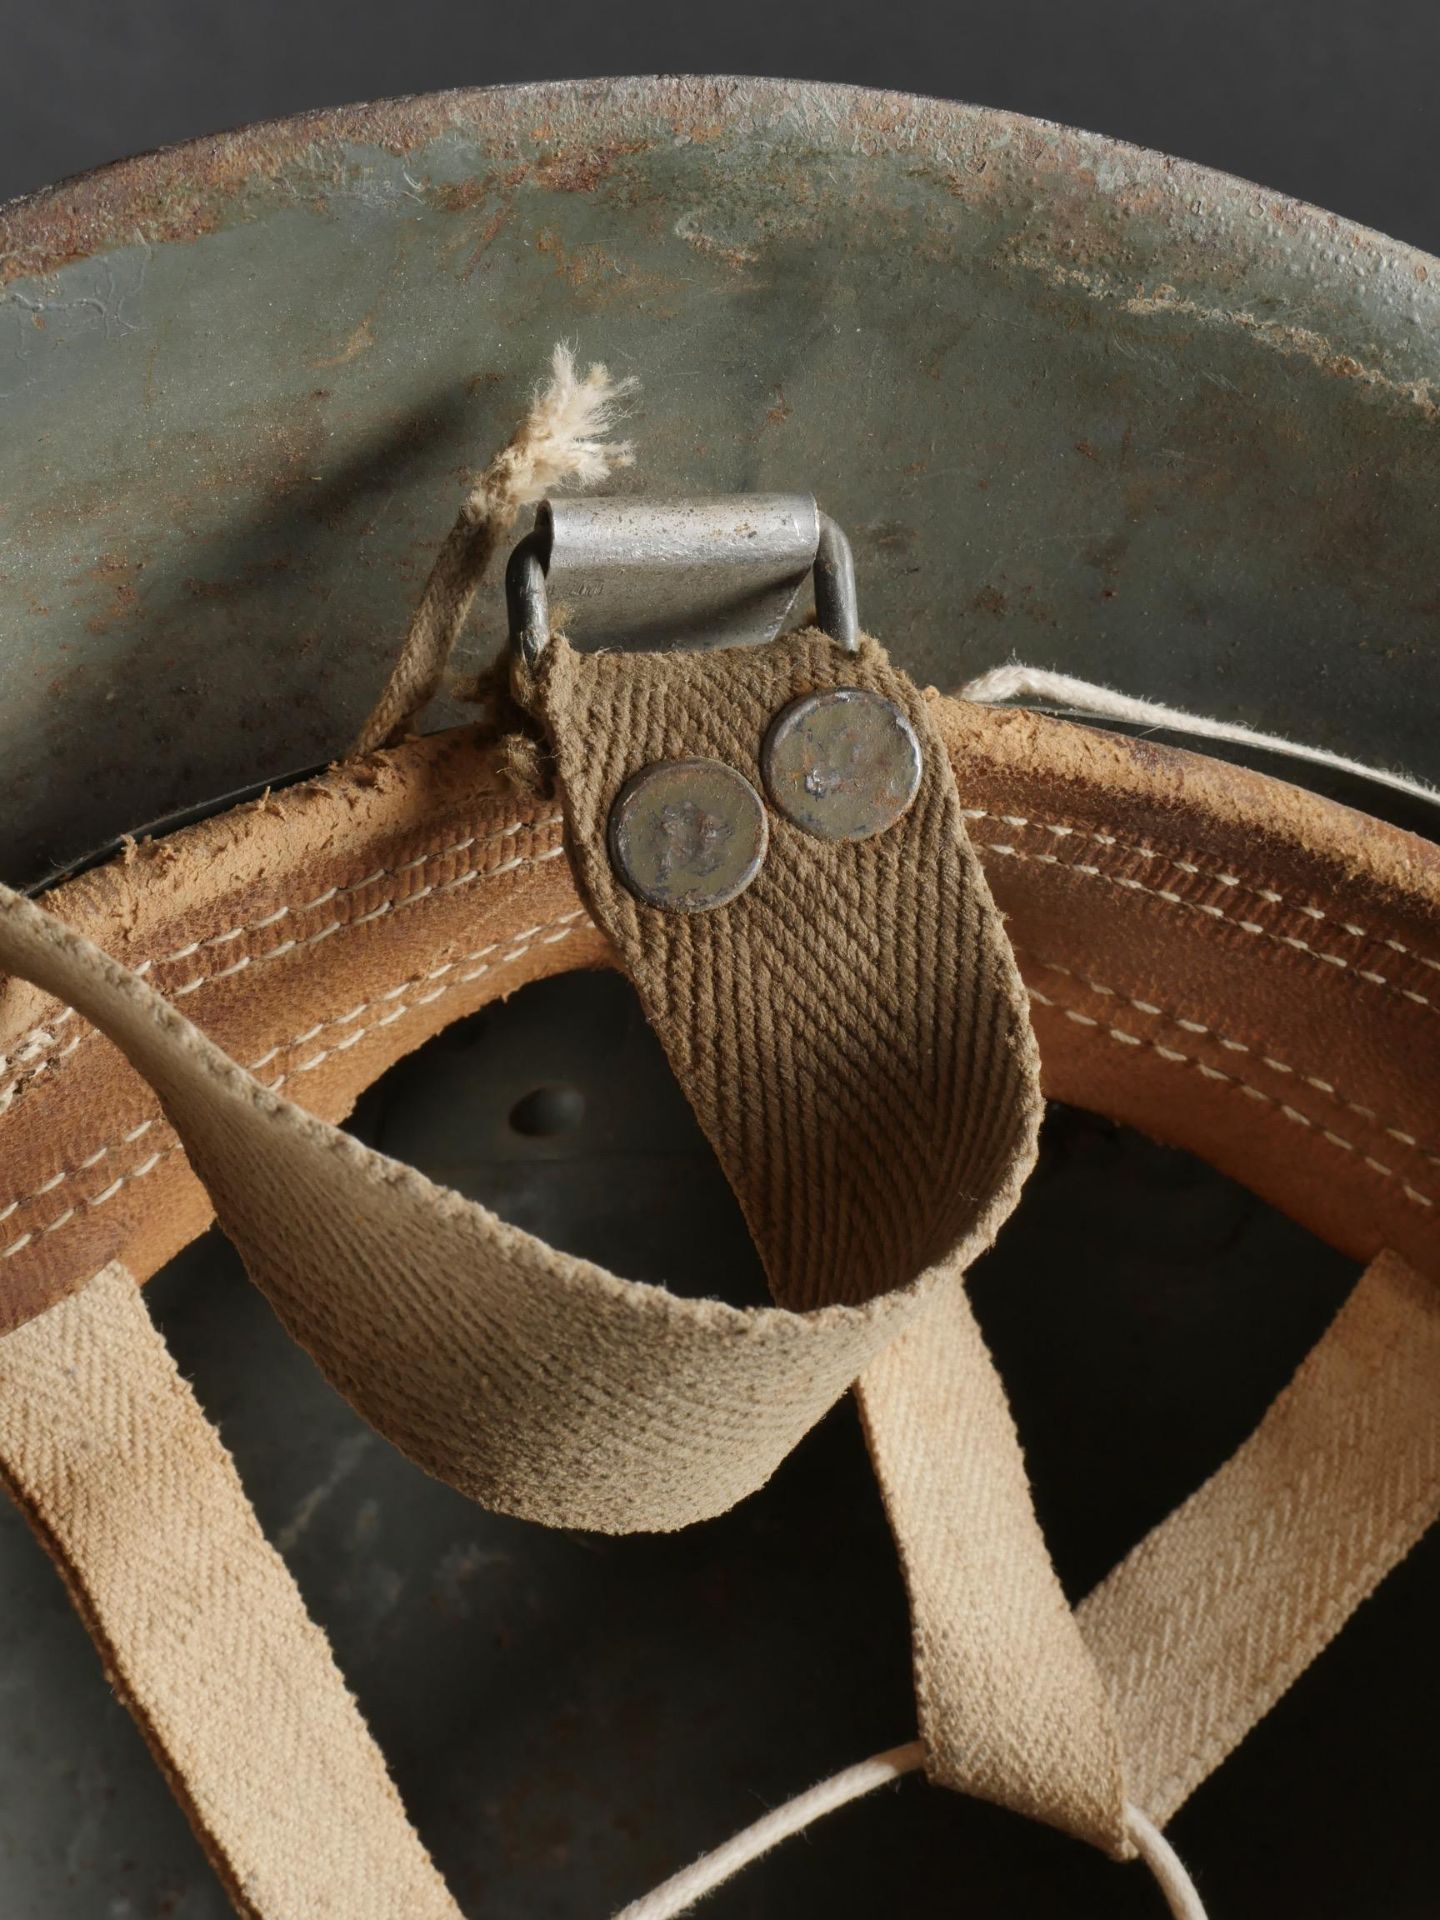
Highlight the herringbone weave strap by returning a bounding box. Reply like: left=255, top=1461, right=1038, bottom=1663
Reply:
left=0, top=627, right=1131, bottom=1853
left=0, top=1262, right=461, bottom=1920
left=0, top=855, right=1023, bottom=1536
left=857, top=1282, right=1128, bottom=1843
left=1080, top=1247, right=1440, bottom=1826
left=2, top=631, right=1436, bottom=1910
left=534, top=628, right=1128, bottom=1850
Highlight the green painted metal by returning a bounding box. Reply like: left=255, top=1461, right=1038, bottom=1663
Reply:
left=3, top=77, right=1438, bottom=884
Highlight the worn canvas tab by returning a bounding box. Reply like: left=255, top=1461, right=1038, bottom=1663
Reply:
left=531, top=627, right=1128, bottom=1850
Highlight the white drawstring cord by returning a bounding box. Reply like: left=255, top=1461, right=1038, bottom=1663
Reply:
left=612, top=1741, right=925, bottom=1920
left=611, top=1746, right=1211, bottom=1920
left=961, top=660, right=1436, bottom=806
left=1126, top=1804, right=1211, bottom=1920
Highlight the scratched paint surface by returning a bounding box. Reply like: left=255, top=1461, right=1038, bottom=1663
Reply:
left=3, top=78, right=1439, bottom=878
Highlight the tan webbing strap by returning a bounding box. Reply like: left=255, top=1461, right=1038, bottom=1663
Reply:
left=0, top=628, right=1134, bottom=1854
left=1080, top=1246, right=1440, bottom=1828
left=531, top=628, right=1128, bottom=1852
left=2, top=632, right=1438, bottom=1906
left=857, top=1284, right=1127, bottom=1846
left=0, top=856, right=1011, bottom=1536
left=0, top=1263, right=462, bottom=1920
left=0, top=620, right=1065, bottom=1676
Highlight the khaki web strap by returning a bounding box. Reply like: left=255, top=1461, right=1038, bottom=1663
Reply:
left=2, top=1250, right=1433, bottom=1917
left=0, top=628, right=1437, bottom=1914
left=0, top=1262, right=462, bottom=1920
left=1079, top=1246, right=1440, bottom=1828
left=857, top=1283, right=1126, bottom=1842
left=532, top=629, right=1126, bottom=1850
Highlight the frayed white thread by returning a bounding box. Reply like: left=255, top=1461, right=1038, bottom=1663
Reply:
left=962, top=662, right=1436, bottom=807
left=611, top=1747, right=1211, bottom=1920
left=612, top=1742, right=924, bottom=1920
left=506, top=341, right=637, bottom=504
left=1126, top=1805, right=1210, bottom=1920
left=351, top=342, right=638, bottom=754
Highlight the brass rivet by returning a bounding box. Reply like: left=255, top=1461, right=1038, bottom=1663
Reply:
left=608, top=758, right=768, bottom=911
left=761, top=688, right=923, bottom=841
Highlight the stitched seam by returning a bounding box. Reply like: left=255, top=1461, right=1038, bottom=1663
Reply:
left=1025, top=982, right=1436, bottom=1211
left=973, top=836, right=1440, bottom=1019
left=0, top=815, right=566, bottom=1103
left=260, top=911, right=589, bottom=1087
left=0, top=909, right=589, bottom=1257
left=0, top=1029, right=84, bottom=1116
left=1019, top=953, right=1440, bottom=1175
left=961, top=807, right=1440, bottom=979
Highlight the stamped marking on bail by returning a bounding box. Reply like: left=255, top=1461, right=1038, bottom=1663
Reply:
left=762, top=688, right=923, bottom=841
left=608, top=759, right=769, bottom=911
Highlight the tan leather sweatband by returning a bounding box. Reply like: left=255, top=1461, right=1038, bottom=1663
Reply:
left=3, top=692, right=1435, bottom=1332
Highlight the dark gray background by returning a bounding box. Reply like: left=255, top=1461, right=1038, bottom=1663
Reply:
left=1, top=0, right=1438, bottom=253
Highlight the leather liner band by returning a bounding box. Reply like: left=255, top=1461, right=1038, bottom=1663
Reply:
left=1, top=695, right=1436, bottom=1337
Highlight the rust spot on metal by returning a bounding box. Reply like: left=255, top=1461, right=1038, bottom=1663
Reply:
left=761, top=689, right=922, bottom=842
left=534, top=139, right=650, bottom=194
left=866, top=521, right=916, bottom=555
left=434, top=178, right=491, bottom=213
left=608, top=759, right=767, bottom=912
left=459, top=205, right=515, bottom=279
left=310, top=315, right=374, bottom=369
left=80, top=553, right=143, bottom=635
left=533, top=228, right=680, bottom=311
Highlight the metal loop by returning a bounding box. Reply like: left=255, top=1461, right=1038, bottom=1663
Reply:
left=507, top=496, right=860, bottom=669
left=505, top=531, right=551, bottom=675
left=815, top=514, right=859, bottom=654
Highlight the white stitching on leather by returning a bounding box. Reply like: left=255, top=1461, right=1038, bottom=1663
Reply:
left=0, top=1030, right=83, bottom=1117
left=0, top=910, right=590, bottom=1258
left=961, top=807, right=1440, bottom=979
left=1023, top=955, right=1440, bottom=1175
left=272, top=916, right=587, bottom=1085
left=974, top=836, right=1439, bottom=1017
left=1025, top=983, right=1436, bottom=1210
left=0, top=815, right=566, bottom=1104
left=0, top=1119, right=155, bottom=1226
left=142, top=814, right=563, bottom=967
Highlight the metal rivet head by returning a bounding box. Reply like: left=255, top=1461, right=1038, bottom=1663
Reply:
left=608, top=759, right=768, bottom=911
left=761, top=688, right=923, bottom=841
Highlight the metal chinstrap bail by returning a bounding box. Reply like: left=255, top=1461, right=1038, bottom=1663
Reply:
left=505, top=531, right=552, bottom=676
left=506, top=493, right=860, bottom=674
left=813, top=513, right=859, bottom=655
